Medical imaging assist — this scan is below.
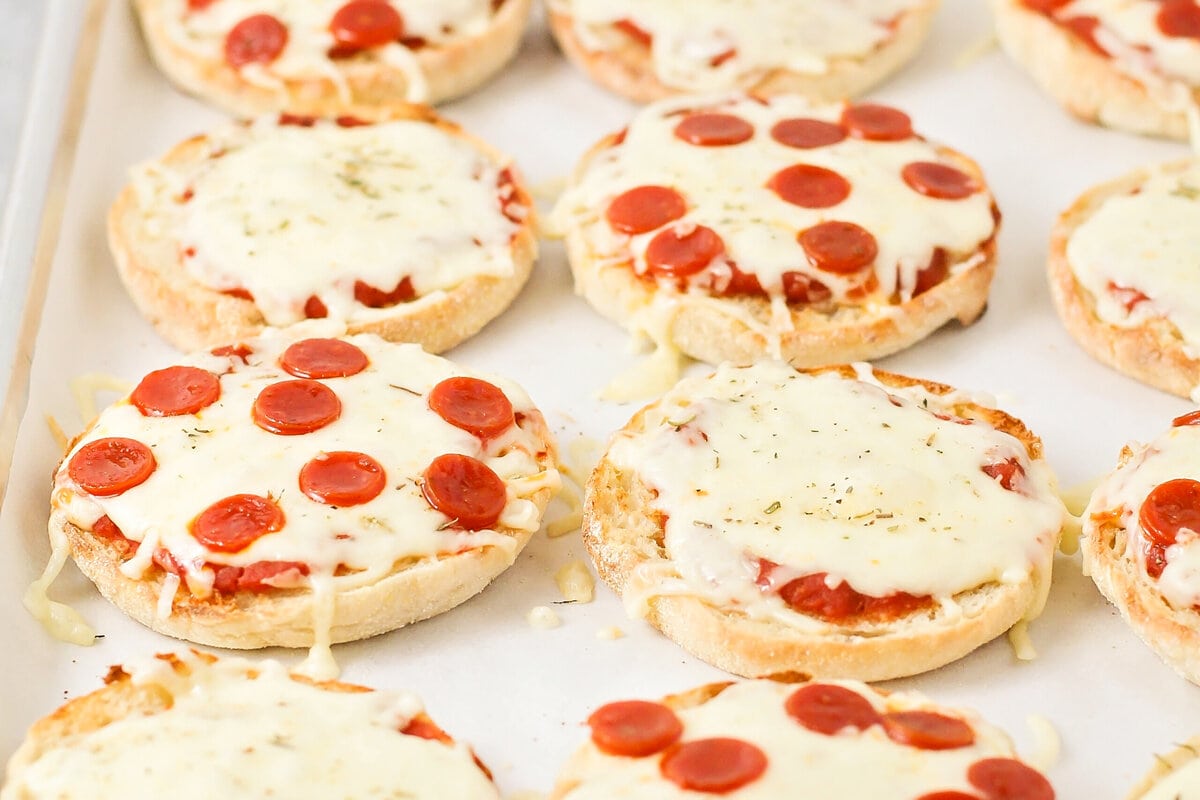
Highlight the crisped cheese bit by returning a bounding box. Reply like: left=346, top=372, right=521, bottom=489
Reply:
left=527, top=605, right=562, bottom=629
left=555, top=560, right=596, bottom=603
left=595, top=625, right=625, bottom=640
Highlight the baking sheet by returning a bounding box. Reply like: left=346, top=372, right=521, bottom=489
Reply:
left=1, top=0, right=1197, bottom=794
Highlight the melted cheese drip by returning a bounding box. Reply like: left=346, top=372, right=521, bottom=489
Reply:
left=559, top=680, right=1027, bottom=799
left=0, top=653, right=498, bottom=800
left=161, top=0, right=498, bottom=102
left=131, top=117, right=521, bottom=328
left=22, top=522, right=96, bottom=646
left=1141, top=756, right=1200, bottom=799
left=1086, top=425, right=1200, bottom=609
left=550, top=0, right=922, bottom=92
left=606, top=362, right=1065, bottom=626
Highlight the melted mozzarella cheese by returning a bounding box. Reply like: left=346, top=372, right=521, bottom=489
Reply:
left=131, top=117, right=522, bottom=328
left=559, top=680, right=1025, bottom=799
left=606, top=362, right=1065, bottom=626
left=1141, top=757, right=1200, bottom=799
left=1066, top=162, right=1200, bottom=355
left=550, top=0, right=923, bottom=92
left=1085, top=425, right=1200, bottom=609
left=0, top=653, right=498, bottom=800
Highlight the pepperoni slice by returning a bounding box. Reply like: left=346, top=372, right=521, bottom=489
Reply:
left=214, top=561, right=309, bottom=593
left=422, top=454, right=507, bottom=530
left=1173, top=410, right=1200, bottom=427
left=1143, top=537, right=1169, bottom=579
left=402, top=716, right=454, bottom=744
left=842, top=103, right=913, bottom=141
left=771, top=118, right=846, bottom=149
left=720, top=263, right=765, bottom=296
left=881, top=711, right=975, bottom=750
left=968, top=758, right=1055, bottom=800
left=252, top=380, right=341, bottom=435
left=429, top=377, right=515, bottom=439
left=903, top=162, right=980, bottom=200
left=614, top=18, right=652, bottom=47
left=1021, top=0, right=1071, bottom=13
left=674, top=113, right=754, bottom=147
left=211, top=343, right=253, bottom=364
left=773, top=570, right=929, bottom=620
left=1062, top=15, right=1110, bottom=56
left=281, top=338, right=369, bottom=379
left=782, top=271, right=833, bottom=304
left=278, top=113, right=316, bottom=127
left=982, top=458, right=1025, bottom=492
left=68, top=438, right=157, bottom=497
left=1159, top=0, right=1200, bottom=38
left=191, top=494, right=284, bottom=553
left=225, top=14, right=288, bottom=68
left=768, top=164, right=851, bottom=209
left=336, top=115, right=371, bottom=128
left=355, top=276, right=415, bottom=308
left=915, top=793, right=980, bottom=800
left=188, top=0, right=218, bottom=9
left=660, top=738, right=767, bottom=794
left=303, top=295, right=329, bottom=318
left=645, top=225, right=725, bottom=278
left=785, top=684, right=881, bottom=735
left=131, top=366, right=220, bottom=417
left=1139, top=478, right=1200, bottom=547
left=798, top=221, right=878, bottom=274
left=606, top=186, right=687, bottom=234
left=587, top=700, right=682, bottom=757
left=331, top=1, right=404, bottom=49
left=300, top=451, right=386, bottom=506
left=914, top=248, right=949, bottom=297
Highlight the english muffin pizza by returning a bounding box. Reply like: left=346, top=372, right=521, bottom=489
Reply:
left=109, top=108, right=536, bottom=353
left=552, top=93, right=1001, bottom=381
left=546, top=0, right=941, bottom=103
left=37, top=329, right=559, bottom=678
left=993, top=0, right=1200, bottom=140
left=551, top=678, right=1055, bottom=799
left=133, top=0, right=533, bottom=115
left=0, top=650, right=500, bottom=799
left=583, top=361, right=1067, bottom=681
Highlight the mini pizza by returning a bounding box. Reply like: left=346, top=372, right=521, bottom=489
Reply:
left=37, top=329, right=559, bottom=677
left=1126, top=737, right=1200, bottom=799
left=1081, top=410, right=1200, bottom=685
left=109, top=108, right=537, bottom=353
left=583, top=361, right=1067, bottom=681
left=552, top=93, right=1001, bottom=380
left=545, top=0, right=941, bottom=104
left=992, top=0, right=1200, bottom=140
left=550, top=679, right=1056, bottom=799
left=0, top=650, right=500, bottom=799
left=133, top=0, right=533, bottom=115
left=1049, top=159, right=1200, bottom=398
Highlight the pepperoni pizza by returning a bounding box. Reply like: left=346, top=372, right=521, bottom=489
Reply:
left=0, top=650, right=501, bottom=799
left=545, top=0, right=941, bottom=104
left=552, top=93, right=1001, bottom=380
left=993, top=0, right=1200, bottom=140
left=583, top=361, right=1067, bottom=681
left=109, top=108, right=537, bottom=353
left=42, top=330, right=560, bottom=677
left=133, top=0, right=533, bottom=116
left=550, top=679, right=1055, bottom=799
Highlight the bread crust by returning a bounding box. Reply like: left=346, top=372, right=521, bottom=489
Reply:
left=582, top=366, right=1055, bottom=682
left=132, top=0, right=534, bottom=115
left=546, top=2, right=940, bottom=104
left=1125, top=736, right=1200, bottom=799
left=1048, top=159, right=1200, bottom=398
left=991, top=0, right=1197, bottom=141
left=107, top=105, right=538, bottom=354
left=563, top=133, right=997, bottom=369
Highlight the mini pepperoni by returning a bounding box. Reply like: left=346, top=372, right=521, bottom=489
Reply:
left=903, top=162, right=980, bottom=200
left=422, top=454, right=507, bottom=530
left=768, top=164, right=851, bottom=209
left=300, top=451, right=386, bottom=506
left=674, top=113, right=754, bottom=147
left=225, top=14, right=288, bottom=68
left=661, top=738, right=767, bottom=794
left=842, top=103, right=913, bottom=141
left=252, top=380, right=341, bottom=435
left=68, top=438, right=157, bottom=497
left=982, top=458, right=1025, bottom=492
left=192, top=494, right=285, bottom=553
left=606, top=186, right=687, bottom=234
left=355, top=276, right=415, bottom=308
left=882, top=711, right=975, bottom=751
left=429, top=377, right=514, bottom=439
left=645, top=225, right=725, bottom=278
left=1173, top=409, right=1200, bottom=427
left=331, top=0, right=404, bottom=49
left=1139, top=478, right=1200, bottom=547
left=968, top=758, right=1055, bottom=800
left=771, top=118, right=847, bottom=149
left=303, top=295, right=329, bottom=318
left=131, top=366, right=220, bottom=417
left=1159, top=0, right=1200, bottom=38
left=281, top=338, right=369, bottom=379
left=587, top=700, right=682, bottom=757
left=785, top=684, right=881, bottom=735
left=798, top=221, right=878, bottom=274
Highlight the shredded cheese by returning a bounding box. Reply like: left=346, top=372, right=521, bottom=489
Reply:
left=526, top=605, right=562, bottom=630
left=69, top=373, right=132, bottom=426
left=555, top=560, right=595, bottom=603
